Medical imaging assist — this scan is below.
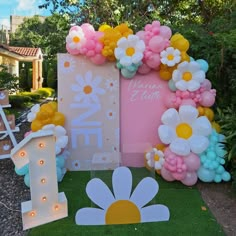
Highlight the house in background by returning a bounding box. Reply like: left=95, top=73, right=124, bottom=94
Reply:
left=0, top=44, right=43, bottom=91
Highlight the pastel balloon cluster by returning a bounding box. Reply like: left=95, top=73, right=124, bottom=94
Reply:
left=161, top=148, right=200, bottom=186
left=136, top=21, right=172, bottom=74
left=66, top=23, right=106, bottom=65
left=15, top=150, right=68, bottom=188
left=159, top=33, right=190, bottom=81
left=197, top=130, right=231, bottom=183
left=29, top=102, right=65, bottom=132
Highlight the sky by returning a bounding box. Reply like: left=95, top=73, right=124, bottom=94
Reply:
left=0, top=0, right=51, bottom=29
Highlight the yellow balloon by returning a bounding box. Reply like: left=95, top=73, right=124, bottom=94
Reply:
left=99, top=24, right=111, bottom=32
left=212, top=121, right=221, bottom=133
left=31, top=120, right=43, bottom=132
left=51, top=112, right=65, bottom=126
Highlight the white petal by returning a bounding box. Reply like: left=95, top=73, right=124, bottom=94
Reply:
left=175, top=80, right=188, bottom=91
left=75, top=208, right=105, bottom=225
left=172, top=70, right=181, bottom=82
left=141, top=205, right=170, bottom=222
left=130, top=177, right=158, bottom=208
left=161, top=108, right=180, bottom=126
left=114, top=48, right=125, bottom=59
left=187, top=80, right=200, bottom=92
left=117, top=37, right=127, bottom=47
left=71, top=84, right=80, bottom=92
left=189, top=135, right=209, bottom=154
left=86, top=178, right=115, bottom=210
left=92, top=77, right=102, bottom=86
left=31, top=104, right=40, bottom=113
left=192, top=116, right=212, bottom=136
left=193, top=71, right=205, bottom=83
left=158, top=125, right=176, bottom=144
left=112, top=167, right=132, bottom=200
left=132, top=52, right=143, bottom=64
left=27, top=113, right=36, bottom=122
left=55, top=126, right=67, bottom=136
left=170, top=138, right=190, bottom=156
left=42, top=124, right=55, bottom=130
left=136, top=40, right=145, bottom=51
left=57, top=136, right=68, bottom=148
left=120, top=56, right=132, bottom=66
left=190, top=61, right=200, bottom=72
left=96, top=87, right=106, bottom=95
left=179, top=105, right=198, bottom=124
left=55, top=146, right=61, bottom=155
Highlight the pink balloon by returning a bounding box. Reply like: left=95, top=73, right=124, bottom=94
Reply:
left=160, top=26, right=172, bottom=39
left=184, top=153, right=200, bottom=172
left=200, top=91, right=215, bottom=107
left=201, top=79, right=212, bottom=90
left=164, top=93, right=178, bottom=109
left=172, top=171, right=187, bottom=181
left=146, top=54, right=161, bottom=69
left=137, top=63, right=151, bottom=74
left=66, top=44, right=80, bottom=55
left=180, top=98, right=196, bottom=107
left=161, top=167, right=175, bottom=182
left=181, top=172, right=198, bottom=186
left=149, top=36, right=166, bottom=53
left=136, top=31, right=145, bottom=41
left=90, top=54, right=106, bottom=65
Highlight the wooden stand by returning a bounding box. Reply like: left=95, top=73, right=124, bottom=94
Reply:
left=0, top=105, right=20, bottom=159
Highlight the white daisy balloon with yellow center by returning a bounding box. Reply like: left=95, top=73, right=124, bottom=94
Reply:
left=160, top=47, right=181, bottom=67
left=172, top=61, right=206, bottom=91
left=75, top=166, right=170, bottom=225
left=66, top=27, right=86, bottom=51
left=71, top=71, right=105, bottom=104
left=145, top=148, right=165, bottom=170
left=158, top=105, right=212, bottom=156
left=115, top=35, right=145, bottom=67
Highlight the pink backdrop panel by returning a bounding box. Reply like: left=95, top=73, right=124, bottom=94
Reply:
left=120, top=70, right=172, bottom=167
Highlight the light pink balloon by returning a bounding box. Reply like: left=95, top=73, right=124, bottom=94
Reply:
left=172, top=171, right=187, bottom=181
left=180, top=99, right=196, bottom=107
left=136, top=31, right=145, bottom=41
left=200, top=91, right=215, bottom=107
left=66, top=44, right=80, bottom=55
left=146, top=54, right=161, bottom=69
left=149, top=36, right=166, bottom=53
left=90, top=54, right=106, bottom=65
left=160, top=26, right=172, bottom=39
left=181, top=171, right=198, bottom=186
left=201, top=79, right=212, bottom=90
left=184, top=153, right=200, bottom=172
left=137, top=63, right=151, bottom=74
left=161, top=167, right=175, bottom=182
left=164, top=93, right=178, bottom=109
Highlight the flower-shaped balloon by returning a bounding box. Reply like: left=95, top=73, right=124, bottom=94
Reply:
left=27, top=104, right=40, bottom=122
left=172, top=61, right=206, bottom=92
left=160, top=47, right=181, bottom=67
left=66, top=26, right=86, bottom=54
left=145, top=147, right=165, bottom=171
left=115, top=35, right=145, bottom=67
left=158, top=105, right=212, bottom=156
left=42, top=124, right=68, bottom=155
left=75, top=167, right=170, bottom=225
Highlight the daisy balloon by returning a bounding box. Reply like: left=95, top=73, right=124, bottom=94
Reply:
left=145, top=148, right=165, bottom=171
left=75, top=166, right=170, bottom=225
left=160, top=47, right=181, bottom=67
left=172, top=61, right=206, bottom=92
left=158, top=105, right=212, bottom=156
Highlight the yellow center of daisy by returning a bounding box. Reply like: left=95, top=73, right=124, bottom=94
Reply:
left=167, top=54, right=174, bottom=60
left=105, top=200, right=141, bottom=224
left=126, top=47, right=135, bottom=56
left=64, top=61, right=70, bottom=68
left=182, top=72, right=192, bottom=81
left=154, top=154, right=160, bottom=161
left=176, top=123, right=193, bottom=139
left=73, top=36, right=80, bottom=43
left=83, top=85, right=93, bottom=94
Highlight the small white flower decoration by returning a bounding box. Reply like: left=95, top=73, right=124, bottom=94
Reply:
left=160, top=47, right=181, bottom=67
left=158, top=105, right=212, bottom=156
left=3, top=144, right=10, bottom=151
left=59, top=55, right=76, bottom=74
left=145, top=148, right=165, bottom=170
left=105, top=79, right=119, bottom=92
left=42, top=124, right=68, bottom=155
left=27, top=104, right=40, bottom=122
left=71, top=71, right=105, bottom=104
left=115, top=35, right=145, bottom=66
left=106, top=109, right=116, bottom=120
left=66, top=27, right=86, bottom=51
left=72, top=160, right=81, bottom=170
left=0, top=92, right=6, bottom=100
left=75, top=166, right=170, bottom=225
left=172, top=61, right=206, bottom=91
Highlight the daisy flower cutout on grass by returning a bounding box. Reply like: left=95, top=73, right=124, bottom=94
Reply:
left=71, top=71, right=105, bottom=104
left=75, top=166, right=170, bottom=225
left=71, top=160, right=81, bottom=170
left=114, top=35, right=145, bottom=67
left=27, top=104, right=40, bottom=122
left=42, top=124, right=68, bottom=155
left=172, top=61, right=206, bottom=92
left=145, top=148, right=165, bottom=171
left=105, top=79, right=119, bottom=92
left=66, top=26, right=86, bottom=51
left=160, top=47, right=181, bottom=67
left=58, top=55, right=75, bottom=74
left=158, top=105, right=212, bottom=156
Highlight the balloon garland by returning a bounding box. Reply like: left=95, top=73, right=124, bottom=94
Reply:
left=65, top=20, right=231, bottom=186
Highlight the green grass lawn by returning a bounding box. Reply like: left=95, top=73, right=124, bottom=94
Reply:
left=29, top=168, right=225, bottom=236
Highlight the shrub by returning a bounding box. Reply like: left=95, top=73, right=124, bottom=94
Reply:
left=9, top=94, right=32, bottom=108
left=19, top=92, right=41, bottom=102
left=34, top=87, right=55, bottom=98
